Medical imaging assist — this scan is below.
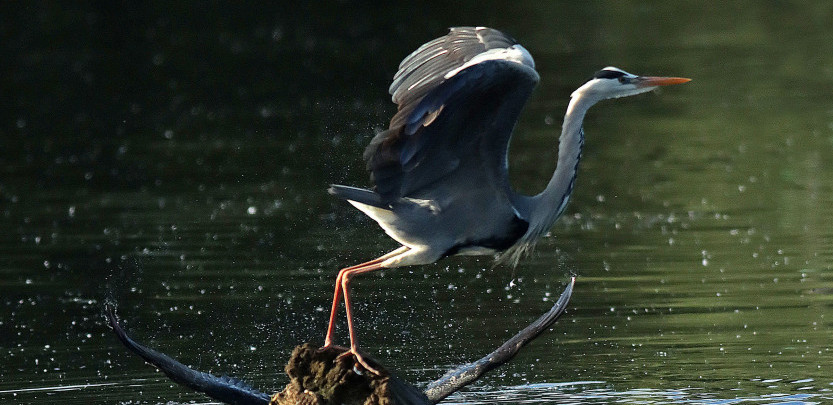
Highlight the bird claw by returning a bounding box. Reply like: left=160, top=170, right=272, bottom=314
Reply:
left=318, top=343, right=348, bottom=353
left=335, top=349, right=383, bottom=376
left=320, top=343, right=383, bottom=375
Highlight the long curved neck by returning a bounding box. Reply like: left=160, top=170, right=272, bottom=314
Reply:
left=531, top=92, right=598, bottom=226
left=500, top=91, right=600, bottom=266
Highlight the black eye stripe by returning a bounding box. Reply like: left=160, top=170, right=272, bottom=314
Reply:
left=593, top=69, right=626, bottom=80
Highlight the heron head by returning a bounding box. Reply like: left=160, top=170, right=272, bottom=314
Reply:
left=572, top=67, right=690, bottom=100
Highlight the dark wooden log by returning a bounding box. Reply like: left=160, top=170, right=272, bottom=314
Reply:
left=104, top=303, right=271, bottom=405
left=424, top=277, right=574, bottom=403
left=105, top=277, right=574, bottom=405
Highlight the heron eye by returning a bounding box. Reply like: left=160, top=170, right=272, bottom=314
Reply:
left=618, top=76, right=628, bottom=84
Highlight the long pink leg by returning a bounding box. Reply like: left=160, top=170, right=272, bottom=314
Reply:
left=323, top=260, right=382, bottom=348
left=340, top=262, right=386, bottom=374
left=322, top=247, right=408, bottom=348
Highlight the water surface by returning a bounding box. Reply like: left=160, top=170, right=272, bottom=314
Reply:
left=3, top=2, right=833, bottom=404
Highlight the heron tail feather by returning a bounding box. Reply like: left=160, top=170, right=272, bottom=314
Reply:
left=328, top=185, right=387, bottom=208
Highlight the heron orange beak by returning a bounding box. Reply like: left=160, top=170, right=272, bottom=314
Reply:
left=636, top=76, right=692, bottom=87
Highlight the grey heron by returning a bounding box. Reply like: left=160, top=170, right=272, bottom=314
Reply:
left=323, top=26, right=690, bottom=373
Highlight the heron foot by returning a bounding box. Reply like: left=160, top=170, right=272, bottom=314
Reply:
left=317, top=343, right=348, bottom=353
left=319, top=344, right=383, bottom=375
left=335, top=348, right=383, bottom=376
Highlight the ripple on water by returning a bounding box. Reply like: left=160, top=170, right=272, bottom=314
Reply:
left=440, top=381, right=829, bottom=404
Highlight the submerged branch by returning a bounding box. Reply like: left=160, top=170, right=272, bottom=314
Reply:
left=423, top=276, right=575, bottom=403
left=105, top=277, right=575, bottom=405
left=104, top=302, right=271, bottom=405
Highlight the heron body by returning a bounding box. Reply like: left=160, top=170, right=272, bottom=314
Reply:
left=324, top=27, right=689, bottom=373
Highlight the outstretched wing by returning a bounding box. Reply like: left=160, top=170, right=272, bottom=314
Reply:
left=365, top=27, right=539, bottom=204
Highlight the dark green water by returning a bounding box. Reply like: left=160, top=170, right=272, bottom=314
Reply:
left=3, top=2, right=833, bottom=404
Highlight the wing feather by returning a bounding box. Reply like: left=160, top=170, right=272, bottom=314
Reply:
left=364, top=27, right=539, bottom=204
